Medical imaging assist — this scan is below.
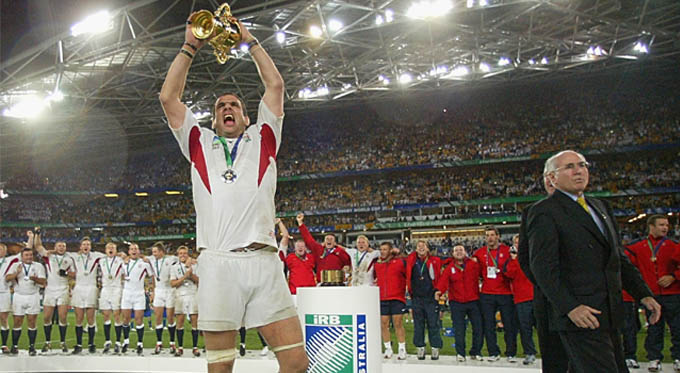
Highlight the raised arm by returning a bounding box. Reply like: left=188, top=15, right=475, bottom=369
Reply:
left=276, top=218, right=290, bottom=249
left=159, top=13, right=208, bottom=129
left=236, top=19, right=284, bottom=116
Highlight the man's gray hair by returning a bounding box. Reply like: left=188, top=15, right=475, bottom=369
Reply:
left=543, top=150, right=586, bottom=175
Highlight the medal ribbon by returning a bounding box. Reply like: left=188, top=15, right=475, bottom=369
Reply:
left=647, top=238, right=667, bottom=261
left=105, top=257, right=114, bottom=276
left=0, top=257, right=5, bottom=271
left=155, top=257, right=165, bottom=280
left=55, top=254, right=64, bottom=269
left=417, top=259, right=427, bottom=277
left=179, top=263, right=186, bottom=276
left=486, top=247, right=501, bottom=268
left=22, top=263, right=32, bottom=277
left=217, top=134, right=244, bottom=169
left=356, top=251, right=368, bottom=267
left=80, top=253, right=90, bottom=272
left=454, top=260, right=465, bottom=272
left=126, top=259, right=139, bottom=276
left=322, top=247, right=334, bottom=259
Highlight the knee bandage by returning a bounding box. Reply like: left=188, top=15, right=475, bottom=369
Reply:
left=206, top=349, right=237, bottom=364
left=270, top=341, right=304, bottom=353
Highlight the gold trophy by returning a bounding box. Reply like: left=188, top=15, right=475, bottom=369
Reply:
left=190, top=3, right=242, bottom=64
left=320, top=270, right=345, bottom=286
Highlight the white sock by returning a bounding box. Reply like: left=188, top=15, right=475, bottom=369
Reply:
left=398, top=342, right=406, bottom=350
left=384, top=342, right=391, bottom=349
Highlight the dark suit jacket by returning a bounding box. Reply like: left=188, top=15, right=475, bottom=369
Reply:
left=526, top=189, right=652, bottom=332
left=518, top=202, right=552, bottom=322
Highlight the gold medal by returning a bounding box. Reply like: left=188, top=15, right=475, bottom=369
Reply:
left=108, top=275, right=113, bottom=280
left=651, top=256, right=657, bottom=262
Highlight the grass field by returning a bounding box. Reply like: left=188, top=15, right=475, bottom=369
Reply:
left=4, top=310, right=675, bottom=362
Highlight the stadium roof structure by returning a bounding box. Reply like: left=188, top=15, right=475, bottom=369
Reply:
left=1, top=0, right=680, bottom=139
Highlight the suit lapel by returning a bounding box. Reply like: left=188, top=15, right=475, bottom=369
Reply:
left=554, top=191, right=609, bottom=247
left=587, top=198, right=616, bottom=249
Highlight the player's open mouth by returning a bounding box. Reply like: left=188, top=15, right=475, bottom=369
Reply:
left=224, top=114, right=235, bottom=125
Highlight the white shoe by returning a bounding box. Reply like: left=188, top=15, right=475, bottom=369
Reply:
left=471, top=355, right=483, bottom=361
left=524, top=354, right=536, bottom=365
left=649, top=359, right=662, bottom=372
left=507, top=355, right=517, bottom=363
left=416, top=347, right=425, bottom=360
left=383, top=348, right=393, bottom=359
left=431, top=347, right=439, bottom=360
left=487, top=355, right=500, bottom=362
left=457, top=354, right=466, bottom=362
left=625, top=359, right=640, bottom=369
left=397, top=348, right=407, bottom=360
left=259, top=346, right=269, bottom=356
left=673, top=359, right=680, bottom=372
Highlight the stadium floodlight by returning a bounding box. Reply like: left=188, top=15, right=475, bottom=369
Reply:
left=587, top=45, right=607, bottom=57
left=479, top=0, right=488, bottom=6
left=71, top=10, right=113, bottom=37
left=376, top=15, right=384, bottom=25
left=633, top=41, right=649, bottom=54
left=104, top=193, right=119, bottom=198
left=165, top=191, right=183, bottom=195
left=276, top=31, right=286, bottom=44
left=540, top=57, right=548, bottom=65
left=316, top=86, right=329, bottom=96
left=135, top=192, right=149, bottom=197
left=328, top=19, right=343, bottom=33
left=479, top=62, right=491, bottom=73
left=452, top=66, right=468, bottom=76
left=498, top=57, right=511, bottom=66
left=378, top=74, right=391, bottom=85
left=467, top=0, right=474, bottom=8
left=2, top=95, right=48, bottom=119
left=385, top=9, right=394, bottom=22
left=407, top=0, right=453, bottom=19
left=309, top=25, right=323, bottom=38
left=399, top=73, right=413, bottom=84
left=47, top=90, right=64, bottom=102
left=528, top=59, right=536, bottom=65
left=193, top=111, right=211, bottom=120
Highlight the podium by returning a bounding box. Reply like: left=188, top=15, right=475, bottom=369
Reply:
left=297, top=286, right=382, bottom=373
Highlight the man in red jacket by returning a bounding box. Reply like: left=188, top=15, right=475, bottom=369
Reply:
left=627, top=214, right=680, bottom=372
left=473, top=225, right=517, bottom=362
left=373, top=242, right=407, bottom=360
left=504, top=234, right=536, bottom=365
left=405, top=240, right=442, bottom=360
left=283, top=240, right=316, bottom=295
left=296, top=213, right=351, bottom=283
left=436, top=244, right=483, bottom=362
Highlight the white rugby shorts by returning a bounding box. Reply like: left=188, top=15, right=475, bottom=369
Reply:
left=12, top=293, right=40, bottom=316
left=121, top=290, right=146, bottom=311
left=152, top=288, right=175, bottom=309
left=175, top=294, right=198, bottom=315
left=43, top=288, right=70, bottom=307
left=71, top=285, right=98, bottom=309
left=197, top=249, right=297, bottom=331
left=99, top=287, right=122, bottom=311
left=0, top=292, right=10, bottom=313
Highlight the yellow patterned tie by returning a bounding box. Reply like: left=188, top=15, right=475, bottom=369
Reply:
left=577, top=196, right=591, bottom=214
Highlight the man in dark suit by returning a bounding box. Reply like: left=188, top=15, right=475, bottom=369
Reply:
left=519, top=171, right=571, bottom=372
left=526, top=150, right=661, bottom=373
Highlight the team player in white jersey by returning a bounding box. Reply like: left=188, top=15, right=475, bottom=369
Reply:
left=160, top=13, right=307, bottom=373
left=5, top=248, right=46, bottom=356
left=68, top=237, right=106, bottom=354
left=170, top=245, right=200, bottom=357
left=345, top=235, right=379, bottom=287
left=98, top=242, right=125, bottom=354
left=32, top=231, right=75, bottom=354
left=0, top=243, right=20, bottom=354
left=121, top=243, right=154, bottom=355
left=150, top=241, right=179, bottom=355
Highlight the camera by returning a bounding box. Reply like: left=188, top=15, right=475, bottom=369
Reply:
left=59, top=269, right=68, bottom=277
left=510, top=248, right=517, bottom=255
left=34, top=227, right=42, bottom=235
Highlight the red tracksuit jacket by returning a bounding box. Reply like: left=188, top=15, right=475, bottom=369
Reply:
left=437, top=258, right=481, bottom=303
left=405, top=251, right=441, bottom=296
left=373, top=256, right=407, bottom=303
left=473, top=244, right=512, bottom=295
left=627, top=235, right=680, bottom=296
left=503, top=258, right=534, bottom=304
left=284, top=252, right=316, bottom=295
left=299, top=224, right=351, bottom=282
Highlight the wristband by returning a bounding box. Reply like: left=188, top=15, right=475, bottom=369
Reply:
left=179, top=49, right=194, bottom=59
left=183, top=42, right=198, bottom=52
left=245, top=38, right=260, bottom=52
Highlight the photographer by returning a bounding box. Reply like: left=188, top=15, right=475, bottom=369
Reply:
left=503, top=234, right=536, bottom=365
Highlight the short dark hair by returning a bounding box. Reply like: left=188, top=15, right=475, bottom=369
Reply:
left=152, top=241, right=166, bottom=252
left=380, top=242, right=393, bottom=249
left=647, top=214, right=668, bottom=228
left=80, top=236, right=91, bottom=244
left=484, top=225, right=500, bottom=235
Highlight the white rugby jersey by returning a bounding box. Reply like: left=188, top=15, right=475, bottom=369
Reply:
left=172, top=101, right=283, bottom=251
left=67, top=251, right=105, bottom=287
left=0, top=254, right=20, bottom=293
left=151, top=255, right=178, bottom=290
left=346, top=249, right=379, bottom=287
left=170, top=262, right=197, bottom=297
left=44, top=253, right=76, bottom=292
left=9, top=261, right=45, bottom=295
left=98, top=255, right=125, bottom=289
left=122, top=258, right=153, bottom=293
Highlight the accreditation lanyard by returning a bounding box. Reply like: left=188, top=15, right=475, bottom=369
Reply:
left=296, top=253, right=307, bottom=261
left=126, top=259, right=139, bottom=277
left=155, top=257, right=165, bottom=281
left=217, top=134, right=243, bottom=169
left=648, top=238, right=667, bottom=262
left=417, top=258, right=427, bottom=278
left=322, top=247, right=335, bottom=259
left=486, top=247, right=501, bottom=268
left=454, top=261, right=465, bottom=272
left=179, top=263, right=186, bottom=276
